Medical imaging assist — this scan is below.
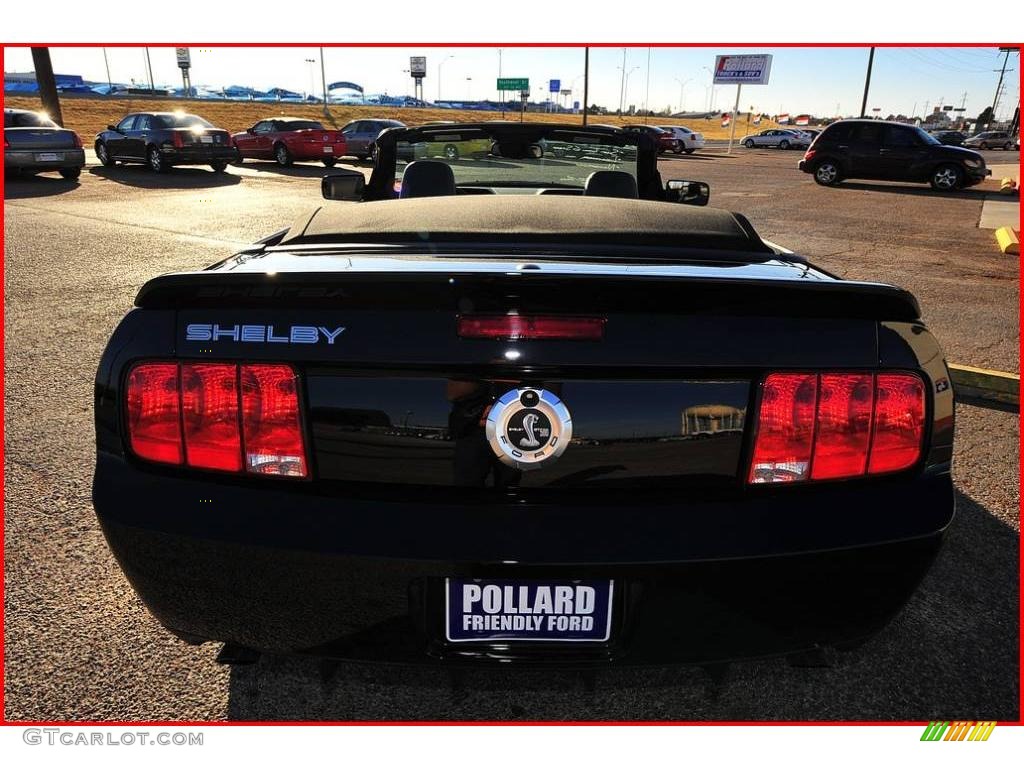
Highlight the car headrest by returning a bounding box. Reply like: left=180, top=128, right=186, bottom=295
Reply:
left=584, top=170, right=639, bottom=199
left=399, top=160, right=456, bottom=199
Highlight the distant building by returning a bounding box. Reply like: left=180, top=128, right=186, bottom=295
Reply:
left=681, top=405, right=745, bottom=437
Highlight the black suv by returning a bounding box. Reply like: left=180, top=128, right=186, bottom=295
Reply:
left=799, top=119, right=990, bottom=191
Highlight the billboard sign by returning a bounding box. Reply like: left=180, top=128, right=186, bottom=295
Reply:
left=712, top=54, right=772, bottom=85
left=175, top=48, right=191, bottom=69
left=549, top=79, right=561, bottom=93
left=410, top=56, right=427, bottom=78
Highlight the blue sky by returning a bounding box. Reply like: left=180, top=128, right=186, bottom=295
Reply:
left=4, top=46, right=1018, bottom=119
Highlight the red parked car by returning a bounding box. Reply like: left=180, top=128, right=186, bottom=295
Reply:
left=232, top=118, right=347, bottom=167
left=621, top=124, right=680, bottom=154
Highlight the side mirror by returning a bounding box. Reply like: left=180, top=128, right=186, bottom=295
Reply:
left=666, top=179, right=710, bottom=206
left=107, top=124, right=120, bottom=133
left=321, top=170, right=366, bottom=201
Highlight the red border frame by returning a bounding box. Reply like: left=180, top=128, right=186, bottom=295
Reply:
left=0, top=41, right=1021, bottom=728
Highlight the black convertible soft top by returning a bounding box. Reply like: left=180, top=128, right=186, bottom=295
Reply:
left=280, top=195, right=772, bottom=253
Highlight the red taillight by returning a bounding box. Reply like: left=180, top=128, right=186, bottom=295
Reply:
left=172, top=131, right=185, bottom=148
left=868, top=374, right=926, bottom=474
left=241, top=364, right=308, bottom=477
left=811, top=373, right=873, bottom=480
left=125, top=361, right=307, bottom=478
left=126, top=363, right=182, bottom=465
left=748, top=371, right=925, bottom=485
left=181, top=363, right=242, bottom=472
left=457, top=315, right=606, bottom=341
left=71, top=131, right=82, bottom=148
left=748, top=373, right=817, bottom=484
left=803, top=148, right=816, bottom=161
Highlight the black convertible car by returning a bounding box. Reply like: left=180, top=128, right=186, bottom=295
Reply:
left=94, top=123, right=954, bottom=667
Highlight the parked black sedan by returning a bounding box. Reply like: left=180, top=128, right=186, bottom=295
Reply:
left=95, top=112, right=238, bottom=173
left=4, top=108, right=85, bottom=179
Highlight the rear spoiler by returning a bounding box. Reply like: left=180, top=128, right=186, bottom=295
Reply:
left=134, top=269, right=921, bottom=321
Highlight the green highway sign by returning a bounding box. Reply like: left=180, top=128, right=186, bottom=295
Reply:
left=497, top=78, right=529, bottom=91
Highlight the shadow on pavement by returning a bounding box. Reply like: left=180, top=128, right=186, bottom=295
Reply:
left=224, top=489, right=1017, bottom=721
left=838, top=181, right=994, bottom=200
left=4, top=174, right=81, bottom=199
left=235, top=160, right=343, bottom=179
left=89, top=165, right=240, bottom=189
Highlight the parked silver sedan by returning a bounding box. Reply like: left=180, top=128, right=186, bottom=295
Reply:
left=740, top=129, right=811, bottom=150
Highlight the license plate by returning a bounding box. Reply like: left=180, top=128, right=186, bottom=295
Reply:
left=446, top=579, right=613, bottom=643
left=323, top=146, right=333, bottom=153
left=35, top=152, right=62, bottom=162
left=200, top=136, right=213, bottom=144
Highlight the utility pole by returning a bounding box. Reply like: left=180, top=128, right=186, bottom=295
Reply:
left=643, top=47, right=651, bottom=123
left=991, top=47, right=1016, bottom=122
left=30, top=47, right=63, bottom=126
left=582, top=47, right=589, bottom=126
left=320, top=47, right=329, bottom=116
left=859, top=46, right=875, bottom=118
left=618, top=48, right=627, bottom=114
left=144, top=47, right=155, bottom=93
left=102, top=48, right=113, bottom=93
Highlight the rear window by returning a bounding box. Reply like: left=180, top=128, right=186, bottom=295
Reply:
left=283, top=120, right=324, bottom=131
left=5, top=111, right=57, bottom=128
left=153, top=114, right=214, bottom=129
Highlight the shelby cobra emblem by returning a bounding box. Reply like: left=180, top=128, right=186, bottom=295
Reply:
left=485, top=388, right=572, bottom=470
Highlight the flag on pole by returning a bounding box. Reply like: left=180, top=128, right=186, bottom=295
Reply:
left=753, top=114, right=761, bottom=125
left=721, top=113, right=731, bottom=127
left=777, top=113, right=790, bottom=124
left=795, top=114, right=810, bottom=126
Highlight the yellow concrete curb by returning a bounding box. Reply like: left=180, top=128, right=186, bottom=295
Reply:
left=949, top=363, right=1020, bottom=406
left=995, top=226, right=1020, bottom=255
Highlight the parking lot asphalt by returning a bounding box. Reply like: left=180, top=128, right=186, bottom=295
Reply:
left=3, top=148, right=1019, bottom=721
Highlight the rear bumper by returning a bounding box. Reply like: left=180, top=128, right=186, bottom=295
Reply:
left=290, top=143, right=347, bottom=160
left=4, top=148, right=85, bottom=171
left=94, top=454, right=954, bottom=666
left=160, top=146, right=239, bottom=165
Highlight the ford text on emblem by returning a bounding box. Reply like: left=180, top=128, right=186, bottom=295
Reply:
left=485, top=388, right=572, bottom=470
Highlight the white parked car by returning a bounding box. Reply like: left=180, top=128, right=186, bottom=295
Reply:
left=741, top=129, right=811, bottom=149
left=657, top=125, right=705, bottom=154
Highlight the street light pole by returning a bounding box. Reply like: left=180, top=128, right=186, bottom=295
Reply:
left=674, top=78, right=691, bottom=114
left=438, top=55, right=454, bottom=103
left=623, top=66, right=639, bottom=115
left=618, top=48, right=627, bottom=114
left=582, top=47, right=590, bottom=126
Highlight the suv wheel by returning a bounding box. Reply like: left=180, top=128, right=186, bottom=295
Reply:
left=1003, top=141, right=1014, bottom=150
left=930, top=164, right=963, bottom=191
left=813, top=159, right=841, bottom=186
left=443, top=144, right=460, bottom=160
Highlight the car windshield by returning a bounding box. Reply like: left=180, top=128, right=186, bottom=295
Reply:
left=155, top=114, right=214, bottom=129
left=913, top=127, right=941, bottom=145
left=395, top=128, right=639, bottom=191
